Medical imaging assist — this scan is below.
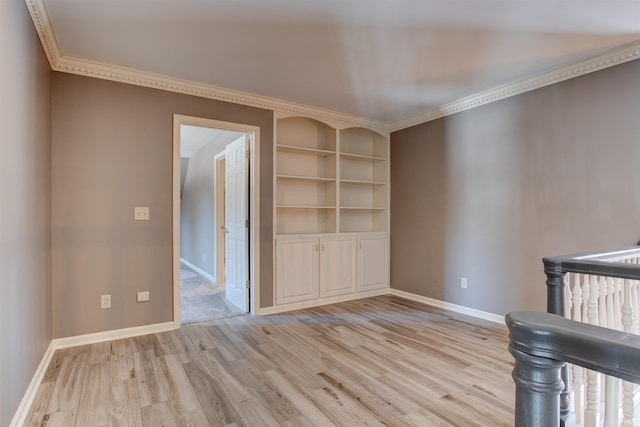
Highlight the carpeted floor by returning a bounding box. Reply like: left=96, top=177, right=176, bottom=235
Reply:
left=180, top=262, right=246, bottom=324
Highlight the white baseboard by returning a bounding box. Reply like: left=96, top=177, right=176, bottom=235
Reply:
left=257, top=287, right=390, bottom=315
left=11, top=321, right=176, bottom=426
left=10, top=341, right=55, bottom=427
left=53, top=321, right=176, bottom=349
left=390, top=289, right=505, bottom=325
left=180, top=257, right=215, bottom=283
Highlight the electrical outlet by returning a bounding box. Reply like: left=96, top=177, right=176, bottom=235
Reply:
left=137, top=291, right=150, bottom=302
left=461, top=277, right=468, bottom=289
left=101, top=294, right=111, bottom=309
left=134, top=206, right=149, bottom=221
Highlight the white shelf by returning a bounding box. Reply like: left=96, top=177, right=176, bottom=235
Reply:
left=278, top=144, right=335, bottom=156
left=277, top=175, right=336, bottom=182
left=340, top=179, right=386, bottom=185
left=340, top=206, right=386, bottom=210
left=340, top=152, right=385, bottom=162
left=278, top=205, right=336, bottom=209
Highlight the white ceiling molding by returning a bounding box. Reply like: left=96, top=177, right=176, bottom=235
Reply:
left=391, top=40, right=640, bottom=132
left=25, top=0, right=640, bottom=135
left=25, top=0, right=61, bottom=67
left=24, top=0, right=390, bottom=134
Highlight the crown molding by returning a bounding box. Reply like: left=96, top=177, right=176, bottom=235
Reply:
left=24, top=0, right=389, bottom=134
left=25, top=0, right=61, bottom=68
left=391, top=40, right=640, bottom=132
left=25, top=0, right=640, bottom=134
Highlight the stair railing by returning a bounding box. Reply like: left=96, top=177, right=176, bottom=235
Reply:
left=506, top=311, right=640, bottom=427
left=544, top=246, right=640, bottom=426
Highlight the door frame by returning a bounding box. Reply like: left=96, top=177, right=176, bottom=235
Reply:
left=172, top=114, right=260, bottom=328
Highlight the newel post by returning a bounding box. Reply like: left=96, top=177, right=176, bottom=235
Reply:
left=543, top=258, right=575, bottom=427
left=510, top=346, right=566, bottom=427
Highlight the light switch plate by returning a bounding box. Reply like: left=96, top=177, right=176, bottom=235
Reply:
left=134, top=207, right=149, bottom=221
left=137, top=291, right=150, bottom=302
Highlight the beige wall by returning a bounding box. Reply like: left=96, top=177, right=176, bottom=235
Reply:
left=391, top=59, right=640, bottom=315
left=0, top=2, right=52, bottom=425
left=52, top=73, right=273, bottom=338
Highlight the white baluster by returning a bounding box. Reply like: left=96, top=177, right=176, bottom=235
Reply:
left=588, top=276, right=599, bottom=326
left=585, top=276, right=602, bottom=426
left=633, top=280, right=640, bottom=335
left=622, top=381, right=635, bottom=426
left=604, top=376, right=620, bottom=427
left=572, top=273, right=583, bottom=322
left=570, top=273, right=585, bottom=425
left=621, top=278, right=636, bottom=426
left=605, top=277, right=615, bottom=329
left=582, top=275, right=590, bottom=326
left=564, top=273, right=573, bottom=319
left=622, top=279, right=634, bottom=333
left=588, top=275, right=598, bottom=326
left=585, top=369, right=601, bottom=427
left=613, top=277, right=622, bottom=331
left=598, top=276, right=607, bottom=328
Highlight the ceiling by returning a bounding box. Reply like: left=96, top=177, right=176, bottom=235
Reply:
left=42, top=0, right=640, bottom=124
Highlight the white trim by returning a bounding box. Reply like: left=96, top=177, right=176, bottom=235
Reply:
left=53, top=322, right=176, bottom=349
left=391, top=40, right=640, bottom=131
left=173, top=115, right=260, bottom=327
left=390, top=289, right=505, bottom=325
left=180, top=257, right=215, bottom=283
left=9, top=341, right=55, bottom=427
left=258, top=288, right=390, bottom=316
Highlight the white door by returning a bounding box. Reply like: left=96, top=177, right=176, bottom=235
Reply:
left=224, top=135, right=249, bottom=312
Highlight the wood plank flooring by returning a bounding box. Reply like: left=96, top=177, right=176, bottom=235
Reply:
left=25, top=296, right=515, bottom=426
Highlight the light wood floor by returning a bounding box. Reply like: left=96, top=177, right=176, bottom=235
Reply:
left=25, top=296, right=515, bottom=426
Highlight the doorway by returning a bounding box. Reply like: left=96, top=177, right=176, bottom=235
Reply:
left=172, top=115, right=260, bottom=328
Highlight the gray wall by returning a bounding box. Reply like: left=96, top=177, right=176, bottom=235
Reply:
left=180, top=157, right=189, bottom=196
left=0, top=2, right=52, bottom=425
left=52, top=73, right=273, bottom=338
left=180, top=140, right=227, bottom=277
left=390, top=59, right=640, bottom=315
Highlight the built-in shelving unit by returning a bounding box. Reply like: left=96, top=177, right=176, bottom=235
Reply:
left=275, top=117, right=337, bottom=235
left=339, top=127, right=387, bottom=233
left=273, top=114, right=389, bottom=313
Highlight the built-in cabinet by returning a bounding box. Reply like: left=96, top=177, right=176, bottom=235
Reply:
left=273, top=114, right=390, bottom=312
left=358, top=235, right=388, bottom=291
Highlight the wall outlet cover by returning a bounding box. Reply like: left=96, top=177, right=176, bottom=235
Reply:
left=101, top=294, right=111, bottom=309
left=134, top=207, right=149, bottom=221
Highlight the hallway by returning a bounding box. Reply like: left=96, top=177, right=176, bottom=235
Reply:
left=180, top=262, right=245, bottom=324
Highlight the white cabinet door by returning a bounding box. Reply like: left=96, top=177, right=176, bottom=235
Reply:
left=320, top=236, right=356, bottom=298
left=358, top=235, right=388, bottom=291
left=275, top=237, right=319, bottom=305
